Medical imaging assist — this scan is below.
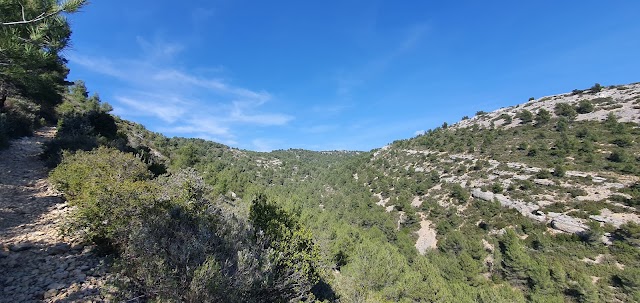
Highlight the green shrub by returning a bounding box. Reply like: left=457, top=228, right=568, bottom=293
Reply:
left=590, top=83, right=602, bottom=93
left=566, top=188, right=587, bottom=198
left=576, top=127, right=591, bottom=139
left=616, top=267, right=640, bottom=300
left=499, top=230, right=534, bottom=285
left=604, top=113, right=626, bottom=134
left=576, top=100, right=594, bottom=114
left=618, top=183, right=640, bottom=208
left=43, top=81, right=119, bottom=167
left=248, top=193, right=321, bottom=299
left=554, top=103, right=577, bottom=120
left=517, top=110, right=533, bottom=124
left=536, top=169, right=552, bottom=179
left=611, top=136, right=633, bottom=147
left=491, top=183, right=504, bottom=194
left=544, top=202, right=566, bottom=213
left=450, top=184, right=470, bottom=202
left=556, top=118, right=569, bottom=132
left=581, top=221, right=604, bottom=244
left=49, top=147, right=153, bottom=245
left=608, top=149, right=629, bottom=163
left=0, top=97, right=42, bottom=146
left=534, top=109, right=551, bottom=126
left=552, top=164, right=566, bottom=178
left=614, top=222, right=640, bottom=247
left=500, top=114, right=513, bottom=124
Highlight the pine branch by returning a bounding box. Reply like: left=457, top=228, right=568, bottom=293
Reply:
left=2, top=10, right=61, bottom=26
left=1, top=0, right=88, bottom=26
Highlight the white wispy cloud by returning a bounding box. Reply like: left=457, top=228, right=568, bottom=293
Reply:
left=68, top=37, right=292, bottom=144
left=228, top=101, right=292, bottom=125
left=251, top=138, right=281, bottom=152
left=162, top=116, right=230, bottom=138
left=114, top=95, right=189, bottom=123
left=151, top=70, right=271, bottom=102
left=136, top=36, right=185, bottom=60
left=67, top=54, right=125, bottom=79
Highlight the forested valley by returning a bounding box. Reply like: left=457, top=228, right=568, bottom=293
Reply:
left=1, top=1, right=640, bottom=302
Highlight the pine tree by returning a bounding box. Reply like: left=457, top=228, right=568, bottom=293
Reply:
left=0, top=0, right=87, bottom=110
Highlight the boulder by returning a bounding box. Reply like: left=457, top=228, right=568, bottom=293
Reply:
left=550, top=214, right=587, bottom=233
left=471, top=189, right=494, bottom=201
left=46, top=243, right=70, bottom=255
left=472, top=189, right=545, bottom=222
left=9, top=242, right=34, bottom=252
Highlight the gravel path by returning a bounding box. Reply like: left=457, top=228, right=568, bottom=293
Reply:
left=0, top=128, right=110, bottom=302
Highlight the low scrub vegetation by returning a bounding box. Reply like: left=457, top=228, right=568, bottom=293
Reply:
left=50, top=148, right=321, bottom=301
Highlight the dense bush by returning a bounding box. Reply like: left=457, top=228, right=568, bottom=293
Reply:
left=498, top=113, right=512, bottom=124
left=608, top=149, right=630, bottom=163
left=535, top=169, right=552, bottom=179
left=552, top=164, right=566, bottom=177
left=491, top=183, right=504, bottom=193
left=450, top=183, right=470, bottom=202
left=590, top=83, right=603, bottom=93
left=611, top=136, right=633, bottom=148
left=50, top=148, right=322, bottom=302
left=618, top=184, right=640, bottom=208
left=576, top=100, right=595, bottom=114
left=42, top=82, right=120, bottom=166
left=49, top=147, right=153, bottom=245
left=534, top=109, right=551, bottom=126
left=554, top=103, right=577, bottom=120
left=248, top=194, right=321, bottom=301
left=517, top=110, right=533, bottom=124
left=0, top=97, right=42, bottom=148
left=555, top=117, right=569, bottom=132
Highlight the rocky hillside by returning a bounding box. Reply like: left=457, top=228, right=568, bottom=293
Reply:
left=457, top=83, right=640, bottom=129
left=362, top=82, right=640, bottom=244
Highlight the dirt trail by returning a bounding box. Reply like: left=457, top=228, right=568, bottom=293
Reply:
left=0, top=128, right=109, bottom=302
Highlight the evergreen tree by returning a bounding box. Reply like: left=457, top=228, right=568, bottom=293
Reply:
left=0, top=0, right=87, bottom=112
left=535, top=108, right=551, bottom=126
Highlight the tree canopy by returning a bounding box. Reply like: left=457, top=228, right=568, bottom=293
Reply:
left=0, top=0, right=87, bottom=112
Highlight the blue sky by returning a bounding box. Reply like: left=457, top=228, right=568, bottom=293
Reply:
left=65, top=1, right=640, bottom=151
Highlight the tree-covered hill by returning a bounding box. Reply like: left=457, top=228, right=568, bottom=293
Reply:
left=1, top=2, right=639, bottom=301
left=38, top=81, right=639, bottom=302
left=1, top=80, right=625, bottom=302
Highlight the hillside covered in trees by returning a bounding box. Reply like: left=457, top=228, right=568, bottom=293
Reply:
left=1, top=1, right=640, bottom=302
